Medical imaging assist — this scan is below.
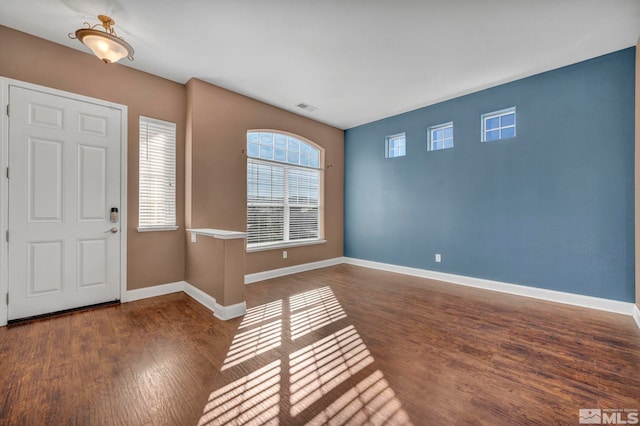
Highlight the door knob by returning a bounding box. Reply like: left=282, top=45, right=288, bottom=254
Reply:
left=104, top=227, right=118, bottom=234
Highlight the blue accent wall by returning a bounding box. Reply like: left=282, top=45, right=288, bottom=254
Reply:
left=344, top=48, right=636, bottom=302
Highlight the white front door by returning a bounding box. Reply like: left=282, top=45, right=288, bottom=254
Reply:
left=7, top=86, right=122, bottom=320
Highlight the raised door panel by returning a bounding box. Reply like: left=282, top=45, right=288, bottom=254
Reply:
left=28, top=138, right=63, bottom=222
left=77, top=239, right=107, bottom=289
left=28, top=103, right=64, bottom=129
left=27, top=241, right=63, bottom=297
left=78, top=113, right=108, bottom=137
left=78, top=145, right=107, bottom=221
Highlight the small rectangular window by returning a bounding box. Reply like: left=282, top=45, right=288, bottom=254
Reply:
left=428, top=122, right=454, bottom=151
left=482, top=107, right=516, bottom=142
left=385, top=133, right=406, bottom=158
left=138, top=116, right=177, bottom=231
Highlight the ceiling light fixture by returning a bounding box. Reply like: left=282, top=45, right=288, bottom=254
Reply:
left=69, top=15, right=134, bottom=64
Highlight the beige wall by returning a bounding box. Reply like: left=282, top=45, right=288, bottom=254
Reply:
left=185, top=234, right=224, bottom=301
left=185, top=234, right=245, bottom=306
left=0, top=26, right=186, bottom=290
left=1, top=25, right=345, bottom=295
left=636, top=37, right=639, bottom=309
left=186, top=78, right=344, bottom=275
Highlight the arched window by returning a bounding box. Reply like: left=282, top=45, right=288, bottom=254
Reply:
left=247, top=131, right=323, bottom=249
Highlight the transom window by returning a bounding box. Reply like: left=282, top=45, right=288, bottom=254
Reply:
left=247, top=131, right=320, bottom=168
left=428, top=122, right=454, bottom=151
left=385, top=133, right=406, bottom=158
left=482, top=107, right=516, bottom=142
left=247, top=131, right=322, bottom=249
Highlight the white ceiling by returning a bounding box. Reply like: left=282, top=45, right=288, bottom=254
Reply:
left=1, top=0, right=639, bottom=129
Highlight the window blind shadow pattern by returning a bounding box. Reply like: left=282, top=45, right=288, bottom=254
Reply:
left=198, top=286, right=413, bottom=425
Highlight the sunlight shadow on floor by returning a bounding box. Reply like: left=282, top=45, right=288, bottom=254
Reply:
left=289, top=325, right=374, bottom=416
left=290, top=287, right=347, bottom=340
left=307, top=369, right=412, bottom=425
left=220, top=299, right=285, bottom=371
left=198, top=360, right=281, bottom=426
left=239, top=300, right=283, bottom=330
left=199, top=286, right=413, bottom=425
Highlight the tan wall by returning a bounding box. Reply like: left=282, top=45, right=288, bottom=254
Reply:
left=636, top=37, right=639, bottom=309
left=185, top=233, right=245, bottom=306
left=0, top=26, right=186, bottom=290
left=223, top=239, right=246, bottom=305
left=186, top=78, right=344, bottom=275
left=185, top=234, right=224, bottom=300
left=0, top=26, right=344, bottom=296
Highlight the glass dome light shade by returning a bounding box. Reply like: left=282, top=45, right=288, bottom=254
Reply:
left=75, top=28, right=134, bottom=64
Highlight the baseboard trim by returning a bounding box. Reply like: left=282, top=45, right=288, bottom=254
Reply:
left=123, top=259, right=639, bottom=324
left=183, top=281, right=246, bottom=320
left=343, top=257, right=635, bottom=316
left=183, top=282, right=245, bottom=320
left=245, top=257, right=345, bottom=284
left=126, top=281, right=184, bottom=302
left=183, top=282, right=217, bottom=313
left=213, top=301, right=247, bottom=321
left=126, top=281, right=245, bottom=321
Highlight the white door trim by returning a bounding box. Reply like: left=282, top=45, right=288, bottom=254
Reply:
left=0, top=77, right=128, bottom=326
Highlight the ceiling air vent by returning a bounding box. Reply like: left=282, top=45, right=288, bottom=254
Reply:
left=296, top=103, right=318, bottom=112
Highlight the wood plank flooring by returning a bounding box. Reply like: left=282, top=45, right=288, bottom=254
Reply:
left=0, top=264, right=638, bottom=425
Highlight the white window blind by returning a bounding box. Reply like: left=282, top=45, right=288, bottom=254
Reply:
left=138, top=116, right=176, bottom=230
left=247, top=131, right=321, bottom=249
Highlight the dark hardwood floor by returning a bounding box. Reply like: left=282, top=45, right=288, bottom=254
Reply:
left=0, top=264, right=638, bottom=425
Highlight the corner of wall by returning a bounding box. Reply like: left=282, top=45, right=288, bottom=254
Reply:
left=634, top=37, right=640, bottom=310
left=185, top=79, right=194, bottom=230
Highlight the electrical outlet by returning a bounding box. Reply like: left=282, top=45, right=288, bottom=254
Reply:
left=283, top=250, right=287, bottom=259
left=435, top=253, right=441, bottom=263
left=191, top=233, right=197, bottom=243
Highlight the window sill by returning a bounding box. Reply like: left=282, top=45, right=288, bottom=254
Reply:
left=246, top=239, right=326, bottom=253
left=481, top=136, right=517, bottom=143
left=187, top=228, right=246, bottom=240
left=137, top=226, right=180, bottom=233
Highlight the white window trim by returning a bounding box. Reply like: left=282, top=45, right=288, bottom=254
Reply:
left=138, top=115, right=177, bottom=231
left=247, top=130, right=321, bottom=169
left=481, top=107, right=516, bottom=142
left=247, top=158, right=322, bottom=248
left=385, top=132, right=406, bottom=158
left=246, top=131, right=323, bottom=250
left=137, top=226, right=179, bottom=232
left=246, top=238, right=327, bottom=253
left=428, top=122, right=454, bottom=151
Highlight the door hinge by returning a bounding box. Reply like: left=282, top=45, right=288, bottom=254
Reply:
left=5, top=230, right=8, bottom=242
left=5, top=104, right=8, bottom=116
left=5, top=167, right=8, bottom=179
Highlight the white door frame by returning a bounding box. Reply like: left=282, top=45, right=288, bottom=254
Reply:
left=0, top=77, right=128, bottom=326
